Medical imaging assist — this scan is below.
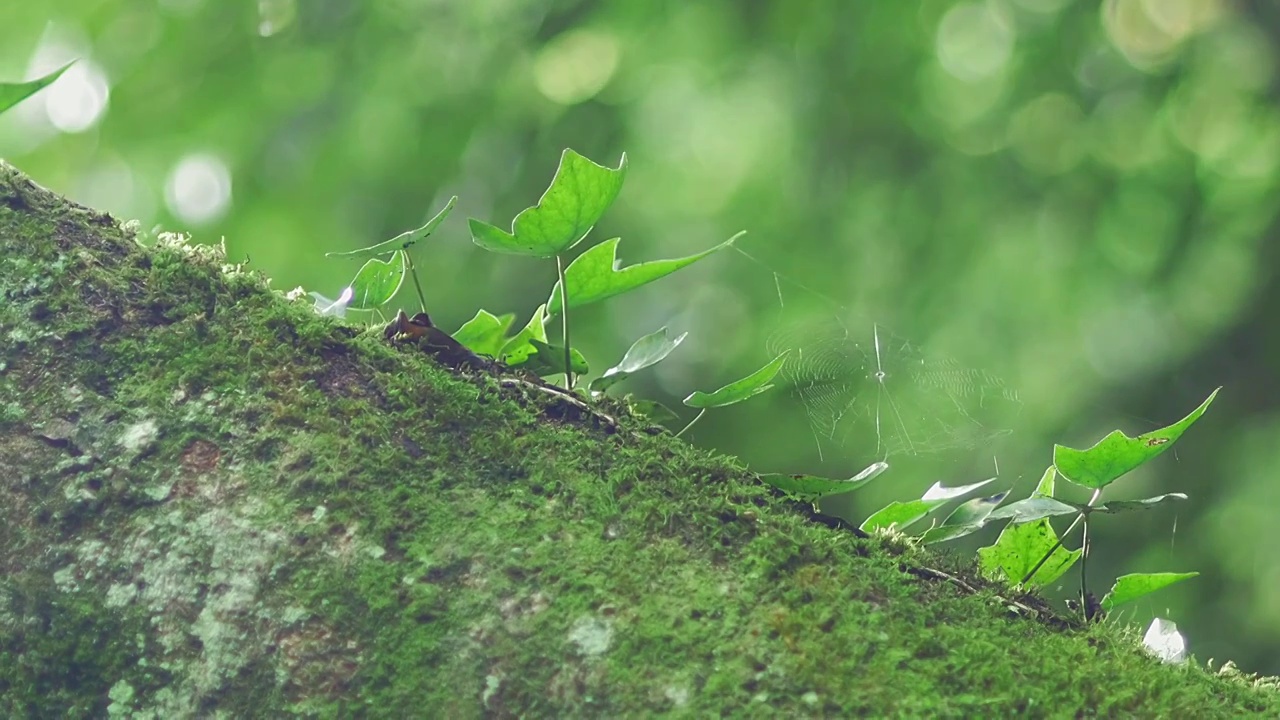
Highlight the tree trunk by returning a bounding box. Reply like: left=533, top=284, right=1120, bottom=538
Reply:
left=0, top=161, right=1273, bottom=717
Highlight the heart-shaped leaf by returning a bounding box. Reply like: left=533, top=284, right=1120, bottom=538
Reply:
left=589, top=327, right=687, bottom=393
left=759, top=461, right=888, bottom=503
left=348, top=252, right=406, bottom=310
left=1054, top=388, right=1219, bottom=489
left=0, top=62, right=74, bottom=116
left=629, top=400, right=680, bottom=424
left=453, top=309, right=515, bottom=357
left=525, top=339, right=589, bottom=377
left=920, top=491, right=1010, bottom=544
left=498, top=305, right=549, bottom=367
left=986, top=496, right=1081, bottom=523
left=469, top=149, right=628, bottom=256
left=1101, top=572, right=1199, bottom=612
left=1093, top=493, right=1188, bottom=514
left=921, top=477, right=997, bottom=502
left=547, top=233, right=742, bottom=315
left=860, top=499, right=946, bottom=533
left=683, top=352, right=788, bottom=409
left=326, top=197, right=458, bottom=259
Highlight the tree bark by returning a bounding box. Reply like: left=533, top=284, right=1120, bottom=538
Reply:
left=1, top=162, right=1274, bottom=717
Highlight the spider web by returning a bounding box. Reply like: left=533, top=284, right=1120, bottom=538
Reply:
left=751, top=257, right=1022, bottom=462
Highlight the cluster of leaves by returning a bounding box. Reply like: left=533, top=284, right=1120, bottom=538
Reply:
left=325, top=148, right=786, bottom=431
left=765, top=388, right=1219, bottom=620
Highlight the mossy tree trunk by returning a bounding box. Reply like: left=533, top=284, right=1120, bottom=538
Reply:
left=0, top=162, right=1273, bottom=718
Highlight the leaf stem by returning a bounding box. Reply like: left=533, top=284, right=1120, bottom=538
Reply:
left=1018, top=487, right=1103, bottom=586
left=556, top=254, right=573, bottom=390
left=675, top=409, right=707, bottom=438
left=1079, top=513, right=1092, bottom=620
left=402, top=249, right=429, bottom=314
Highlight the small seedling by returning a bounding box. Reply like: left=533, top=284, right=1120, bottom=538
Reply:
left=677, top=351, right=789, bottom=437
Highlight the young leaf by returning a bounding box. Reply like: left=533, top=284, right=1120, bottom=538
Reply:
left=0, top=62, right=73, bottom=116
left=325, top=197, right=458, bottom=259
left=453, top=309, right=515, bottom=357
left=1053, top=388, right=1219, bottom=490
left=469, top=149, right=628, bottom=256
left=589, top=327, right=687, bottom=393
left=546, top=233, right=743, bottom=315
left=348, top=253, right=406, bottom=310
left=759, top=461, right=888, bottom=503
left=525, top=339, right=589, bottom=377
left=1093, top=493, right=1188, bottom=514
left=683, top=352, right=788, bottom=409
left=498, top=305, right=549, bottom=367
left=977, top=518, right=1081, bottom=587
left=920, top=491, right=1010, bottom=544
left=1101, top=572, right=1199, bottom=612
left=860, top=499, right=945, bottom=533
left=629, top=399, right=680, bottom=424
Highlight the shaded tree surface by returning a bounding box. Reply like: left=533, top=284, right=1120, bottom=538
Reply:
left=3, top=165, right=1278, bottom=716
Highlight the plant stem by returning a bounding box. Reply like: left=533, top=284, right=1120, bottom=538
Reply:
left=556, top=254, right=573, bottom=390
left=402, top=249, right=429, bottom=314
left=1018, top=488, right=1103, bottom=586
left=675, top=409, right=706, bottom=438
left=1079, top=513, right=1092, bottom=620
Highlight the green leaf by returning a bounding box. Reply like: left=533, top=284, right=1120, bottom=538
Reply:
left=547, top=233, right=743, bottom=315
left=1093, top=493, right=1188, bottom=514
left=1033, top=465, right=1057, bottom=497
left=1053, top=388, right=1220, bottom=489
left=860, top=499, right=945, bottom=533
left=978, top=517, right=1081, bottom=587
left=348, top=252, right=406, bottom=310
left=498, top=305, right=549, bottom=367
left=683, top=352, right=788, bottom=409
left=453, top=309, right=515, bottom=357
left=1101, top=572, right=1199, bottom=612
left=469, top=149, right=628, bottom=256
left=759, top=461, right=888, bottom=503
left=525, top=339, right=589, bottom=377
left=326, top=197, right=458, bottom=259
left=589, top=327, right=687, bottom=393
left=920, top=491, right=1009, bottom=544
left=987, top=496, right=1082, bottom=523
left=0, top=62, right=73, bottom=117
left=629, top=399, right=680, bottom=424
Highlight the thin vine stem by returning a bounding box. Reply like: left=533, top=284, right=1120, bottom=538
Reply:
left=556, top=254, right=573, bottom=390
left=675, top=409, right=707, bottom=438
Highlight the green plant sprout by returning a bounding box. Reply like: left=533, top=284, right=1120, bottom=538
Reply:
left=468, top=149, right=627, bottom=389
left=0, top=62, right=74, bottom=117
left=315, top=148, right=1213, bottom=628
left=325, top=196, right=458, bottom=314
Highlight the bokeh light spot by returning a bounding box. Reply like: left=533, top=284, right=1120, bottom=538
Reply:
left=44, top=60, right=110, bottom=133
left=936, top=1, right=1016, bottom=82
left=533, top=29, right=620, bottom=105
left=165, top=154, right=233, bottom=225
left=1007, top=93, right=1083, bottom=175
left=258, top=0, right=298, bottom=37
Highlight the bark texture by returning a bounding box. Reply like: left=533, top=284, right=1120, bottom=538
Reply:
left=1, top=162, right=1275, bottom=717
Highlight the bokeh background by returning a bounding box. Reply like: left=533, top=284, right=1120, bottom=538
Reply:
left=5, top=0, right=1279, bottom=674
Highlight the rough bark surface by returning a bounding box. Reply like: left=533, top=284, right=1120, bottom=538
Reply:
left=1, top=162, right=1276, bottom=717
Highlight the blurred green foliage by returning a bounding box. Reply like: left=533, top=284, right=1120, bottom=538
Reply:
left=4, top=0, right=1280, bottom=674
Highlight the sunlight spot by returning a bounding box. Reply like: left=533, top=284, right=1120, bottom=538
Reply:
left=257, top=0, right=297, bottom=36
left=936, top=1, right=1016, bottom=82
left=44, top=60, right=110, bottom=133
left=165, top=154, right=233, bottom=225
left=533, top=29, right=620, bottom=105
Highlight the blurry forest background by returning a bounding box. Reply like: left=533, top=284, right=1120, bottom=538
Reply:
left=5, top=0, right=1280, bottom=675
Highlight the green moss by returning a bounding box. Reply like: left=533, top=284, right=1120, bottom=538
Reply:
left=1, top=160, right=1277, bottom=717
